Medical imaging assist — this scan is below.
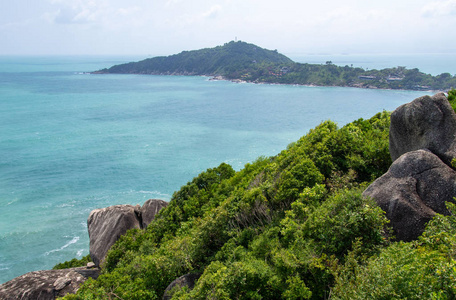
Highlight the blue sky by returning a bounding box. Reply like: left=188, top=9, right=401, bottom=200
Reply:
left=1, top=0, right=456, bottom=55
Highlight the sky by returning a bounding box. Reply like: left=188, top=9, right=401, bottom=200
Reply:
left=1, top=0, right=456, bottom=56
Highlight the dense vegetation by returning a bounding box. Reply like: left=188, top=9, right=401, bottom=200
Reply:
left=98, top=41, right=292, bottom=76
left=53, top=254, right=91, bottom=270
left=57, top=93, right=456, bottom=299
left=96, top=41, right=456, bottom=91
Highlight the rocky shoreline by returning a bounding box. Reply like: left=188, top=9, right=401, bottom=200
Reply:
left=95, top=71, right=439, bottom=93
left=0, top=199, right=168, bottom=299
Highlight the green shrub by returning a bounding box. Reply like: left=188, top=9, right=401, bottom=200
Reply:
left=53, top=254, right=92, bottom=270
left=448, top=88, right=456, bottom=112
left=282, top=188, right=389, bottom=259
left=174, top=258, right=282, bottom=299
left=332, top=202, right=456, bottom=299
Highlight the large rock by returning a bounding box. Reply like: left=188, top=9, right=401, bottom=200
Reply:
left=163, top=273, right=201, bottom=300
left=0, top=266, right=100, bottom=300
left=363, top=149, right=456, bottom=241
left=141, top=199, right=168, bottom=228
left=88, top=204, right=142, bottom=267
left=389, top=93, right=456, bottom=165
left=88, top=200, right=168, bottom=267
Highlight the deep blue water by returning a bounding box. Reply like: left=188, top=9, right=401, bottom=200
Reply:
left=0, top=54, right=448, bottom=283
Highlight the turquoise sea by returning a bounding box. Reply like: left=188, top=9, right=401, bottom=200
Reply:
left=0, top=54, right=453, bottom=284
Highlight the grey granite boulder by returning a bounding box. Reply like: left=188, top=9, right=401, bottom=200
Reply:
left=0, top=266, right=100, bottom=300
left=163, top=273, right=201, bottom=300
left=88, top=200, right=168, bottom=267
left=389, top=93, right=456, bottom=165
left=141, top=199, right=168, bottom=228
left=363, top=149, right=456, bottom=241
left=88, top=204, right=142, bottom=267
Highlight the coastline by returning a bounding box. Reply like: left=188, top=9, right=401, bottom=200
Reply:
left=92, top=71, right=441, bottom=93
left=206, top=74, right=440, bottom=93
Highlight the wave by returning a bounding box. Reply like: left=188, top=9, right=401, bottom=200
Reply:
left=135, top=190, right=171, bottom=199
left=0, top=198, right=19, bottom=207
left=45, top=236, right=80, bottom=255
left=57, top=203, right=75, bottom=208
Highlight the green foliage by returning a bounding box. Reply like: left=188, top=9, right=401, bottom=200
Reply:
left=173, top=258, right=282, bottom=299
left=282, top=275, right=312, bottom=300
left=52, top=254, right=91, bottom=270
left=274, top=158, right=324, bottom=206
left=283, top=189, right=388, bottom=259
left=144, top=162, right=236, bottom=246
left=103, top=228, right=145, bottom=272
left=332, top=202, right=456, bottom=299
left=104, top=41, right=293, bottom=78
left=448, top=88, right=456, bottom=112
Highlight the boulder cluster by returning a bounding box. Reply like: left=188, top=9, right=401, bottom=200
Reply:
left=0, top=199, right=168, bottom=300
left=364, top=93, right=456, bottom=241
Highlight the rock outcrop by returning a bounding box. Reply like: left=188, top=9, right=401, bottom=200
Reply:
left=365, top=93, right=456, bottom=241
left=88, top=199, right=168, bottom=267
left=0, top=265, right=100, bottom=300
left=389, top=93, right=456, bottom=166
left=363, top=149, right=456, bottom=241
left=163, top=273, right=201, bottom=300
left=141, top=199, right=169, bottom=228
left=88, top=204, right=142, bottom=267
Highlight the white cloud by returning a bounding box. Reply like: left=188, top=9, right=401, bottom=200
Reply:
left=2, top=0, right=456, bottom=55
left=117, top=6, right=141, bottom=16
left=46, top=0, right=108, bottom=24
left=422, top=0, right=456, bottom=17
left=0, top=19, right=32, bottom=31
left=165, top=0, right=184, bottom=7
left=43, top=0, right=146, bottom=30
left=202, top=5, right=222, bottom=19
left=162, top=3, right=224, bottom=28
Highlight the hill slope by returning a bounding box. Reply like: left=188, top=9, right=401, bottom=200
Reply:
left=59, top=92, right=456, bottom=299
left=97, top=41, right=293, bottom=77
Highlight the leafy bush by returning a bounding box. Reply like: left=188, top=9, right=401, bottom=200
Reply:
left=53, top=254, right=92, bottom=270
left=332, top=202, right=456, bottom=299
left=448, top=88, right=456, bottom=111
left=173, top=258, right=282, bottom=299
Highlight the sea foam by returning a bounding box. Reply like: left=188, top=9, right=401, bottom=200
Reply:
left=45, top=237, right=80, bottom=256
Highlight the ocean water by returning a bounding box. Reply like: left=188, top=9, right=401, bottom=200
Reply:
left=0, top=54, right=450, bottom=284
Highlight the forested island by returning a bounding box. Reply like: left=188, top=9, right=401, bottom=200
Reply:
left=95, top=41, right=456, bottom=91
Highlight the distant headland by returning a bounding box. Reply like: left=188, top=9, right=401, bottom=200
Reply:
left=93, top=41, right=455, bottom=91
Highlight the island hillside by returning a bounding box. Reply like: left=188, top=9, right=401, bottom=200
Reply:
left=95, top=41, right=292, bottom=76
left=95, top=41, right=456, bottom=91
